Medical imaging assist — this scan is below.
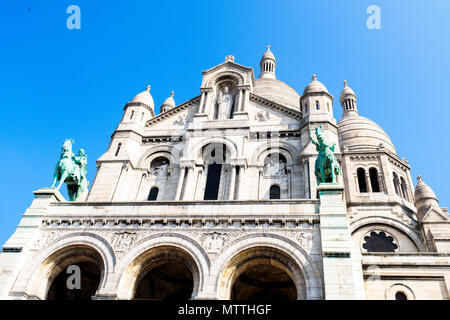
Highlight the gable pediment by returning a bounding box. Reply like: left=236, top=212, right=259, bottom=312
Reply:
left=423, top=207, right=450, bottom=222
left=145, top=95, right=200, bottom=129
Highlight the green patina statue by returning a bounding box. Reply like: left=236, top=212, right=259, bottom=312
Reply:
left=309, top=126, right=341, bottom=185
left=51, top=139, right=88, bottom=201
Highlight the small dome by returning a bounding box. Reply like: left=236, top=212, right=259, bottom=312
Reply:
left=414, top=175, right=438, bottom=204
left=303, top=74, right=329, bottom=95
left=338, top=114, right=396, bottom=154
left=162, top=91, right=175, bottom=108
left=253, top=78, right=300, bottom=110
left=340, top=80, right=356, bottom=99
left=131, top=85, right=154, bottom=109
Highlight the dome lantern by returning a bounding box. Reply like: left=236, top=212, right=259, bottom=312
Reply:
left=340, top=80, right=358, bottom=118
left=259, top=45, right=276, bottom=80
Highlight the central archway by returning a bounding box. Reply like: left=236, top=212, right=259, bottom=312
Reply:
left=231, top=263, right=297, bottom=300
left=130, top=246, right=199, bottom=300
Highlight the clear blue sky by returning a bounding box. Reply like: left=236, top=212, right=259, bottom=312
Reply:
left=1, top=1, right=449, bottom=246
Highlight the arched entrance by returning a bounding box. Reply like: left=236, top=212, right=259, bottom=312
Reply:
left=132, top=246, right=198, bottom=300
left=45, top=245, right=104, bottom=300
left=231, top=263, right=296, bottom=300
left=220, top=247, right=306, bottom=300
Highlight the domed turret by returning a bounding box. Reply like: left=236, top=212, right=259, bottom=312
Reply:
left=340, top=80, right=358, bottom=117
left=123, top=85, right=155, bottom=125
left=303, top=74, right=329, bottom=95
left=160, top=91, right=176, bottom=113
left=259, top=45, right=276, bottom=80
left=414, top=175, right=440, bottom=220
left=300, top=75, right=334, bottom=122
left=131, top=85, right=155, bottom=112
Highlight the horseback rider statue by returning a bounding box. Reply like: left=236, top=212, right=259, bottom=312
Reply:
left=51, top=139, right=89, bottom=201
left=309, top=126, right=341, bottom=185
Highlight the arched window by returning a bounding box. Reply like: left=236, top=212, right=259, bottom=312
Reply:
left=130, top=110, right=134, bottom=120
left=369, top=168, right=380, bottom=192
left=148, top=187, right=159, bottom=201
left=357, top=168, right=367, bottom=193
left=270, top=185, right=281, bottom=199
left=393, top=172, right=401, bottom=196
left=395, top=292, right=407, bottom=300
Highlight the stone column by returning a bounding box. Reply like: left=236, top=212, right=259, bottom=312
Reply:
left=317, top=183, right=364, bottom=299
left=235, top=89, right=243, bottom=114
left=183, top=166, right=195, bottom=200
left=365, top=173, right=372, bottom=193
left=175, top=167, right=186, bottom=200
left=199, top=90, right=206, bottom=114
left=228, top=165, right=237, bottom=200
left=204, top=88, right=214, bottom=118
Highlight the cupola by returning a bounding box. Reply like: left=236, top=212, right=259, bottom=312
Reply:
left=259, top=45, right=276, bottom=80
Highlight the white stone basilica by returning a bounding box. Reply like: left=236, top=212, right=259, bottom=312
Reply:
left=1, top=47, right=449, bottom=300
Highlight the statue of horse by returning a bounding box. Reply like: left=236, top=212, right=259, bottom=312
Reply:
left=51, top=139, right=88, bottom=201
left=309, top=126, right=341, bottom=185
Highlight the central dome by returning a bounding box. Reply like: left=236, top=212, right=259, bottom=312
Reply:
left=337, top=114, right=396, bottom=154
left=253, top=78, right=300, bottom=110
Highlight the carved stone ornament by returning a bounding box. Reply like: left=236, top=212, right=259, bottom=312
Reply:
left=254, top=110, right=270, bottom=122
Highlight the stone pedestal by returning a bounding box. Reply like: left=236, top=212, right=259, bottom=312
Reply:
left=0, top=188, right=64, bottom=299
left=192, top=113, right=208, bottom=123
left=231, top=111, right=248, bottom=121
left=317, top=183, right=364, bottom=299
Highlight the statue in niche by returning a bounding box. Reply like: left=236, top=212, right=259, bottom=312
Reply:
left=217, top=86, right=233, bottom=119
left=264, top=158, right=287, bottom=177
left=152, top=159, right=169, bottom=176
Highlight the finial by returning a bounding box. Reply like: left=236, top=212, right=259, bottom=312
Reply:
left=170, top=90, right=174, bottom=97
left=344, top=80, right=348, bottom=87
left=417, top=174, right=422, bottom=182
left=146, top=85, right=151, bottom=91
left=266, top=45, right=271, bottom=51
left=312, top=74, right=317, bottom=81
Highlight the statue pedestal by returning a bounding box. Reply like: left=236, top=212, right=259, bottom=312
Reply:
left=317, top=183, right=365, bottom=299
left=192, top=113, right=208, bottom=123
left=232, top=111, right=248, bottom=120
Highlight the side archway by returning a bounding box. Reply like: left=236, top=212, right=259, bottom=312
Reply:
left=12, top=233, right=114, bottom=300
left=212, top=234, right=323, bottom=300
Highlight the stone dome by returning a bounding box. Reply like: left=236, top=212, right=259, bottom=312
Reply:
left=162, top=91, right=175, bottom=108
left=131, top=85, right=154, bottom=109
left=303, top=74, right=329, bottom=95
left=253, top=78, right=300, bottom=110
left=414, top=175, right=438, bottom=204
left=337, top=114, right=396, bottom=154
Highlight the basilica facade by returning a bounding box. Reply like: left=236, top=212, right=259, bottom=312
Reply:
left=0, top=47, right=449, bottom=300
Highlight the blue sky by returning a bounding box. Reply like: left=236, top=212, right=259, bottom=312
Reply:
left=1, top=1, right=449, bottom=246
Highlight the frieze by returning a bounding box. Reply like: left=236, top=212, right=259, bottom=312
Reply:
left=31, top=228, right=318, bottom=264
left=41, top=218, right=320, bottom=230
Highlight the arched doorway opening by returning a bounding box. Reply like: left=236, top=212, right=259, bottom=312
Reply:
left=132, top=246, right=198, bottom=300
left=220, top=247, right=306, bottom=300
left=231, top=263, right=296, bottom=300
left=45, top=245, right=104, bottom=300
